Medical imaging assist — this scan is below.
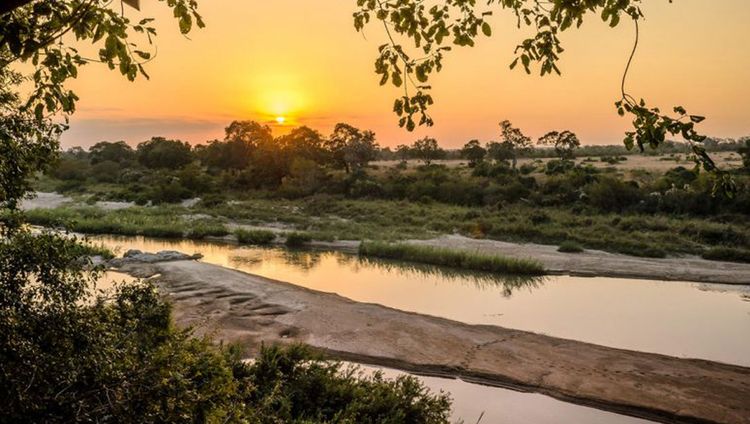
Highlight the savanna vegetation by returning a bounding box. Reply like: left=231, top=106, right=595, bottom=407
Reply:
left=3, top=0, right=750, bottom=422
left=359, top=241, right=544, bottom=275
left=33, top=123, right=750, bottom=261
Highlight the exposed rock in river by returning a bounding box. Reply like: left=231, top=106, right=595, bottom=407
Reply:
left=108, top=250, right=203, bottom=267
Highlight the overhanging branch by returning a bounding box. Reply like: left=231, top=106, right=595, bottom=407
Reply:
left=0, top=0, right=36, bottom=16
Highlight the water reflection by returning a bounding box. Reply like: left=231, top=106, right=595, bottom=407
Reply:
left=93, top=235, right=750, bottom=366
left=230, top=249, right=546, bottom=297
left=353, top=363, right=654, bottom=424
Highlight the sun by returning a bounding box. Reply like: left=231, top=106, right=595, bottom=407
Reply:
left=275, top=116, right=286, bottom=125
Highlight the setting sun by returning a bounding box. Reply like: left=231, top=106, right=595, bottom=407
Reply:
left=275, top=116, right=286, bottom=125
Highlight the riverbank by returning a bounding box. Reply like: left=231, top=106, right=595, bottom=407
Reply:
left=276, top=235, right=750, bottom=285
left=404, top=235, right=750, bottom=285
left=22, top=192, right=750, bottom=264
left=114, top=256, right=750, bottom=424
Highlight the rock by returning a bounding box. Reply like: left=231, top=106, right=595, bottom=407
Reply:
left=124, top=249, right=143, bottom=258
left=110, top=250, right=203, bottom=267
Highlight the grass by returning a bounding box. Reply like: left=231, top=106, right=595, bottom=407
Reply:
left=359, top=241, right=545, bottom=275
left=77, top=242, right=116, bottom=260
left=185, top=223, right=229, bottom=239
left=235, top=228, right=276, bottom=245
left=21, top=196, right=750, bottom=261
left=22, top=206, right=225, bottom=240
left=285, top=231, right=313, bottom=247
left=702, top=247, right=750, bottom=263
left=557, top=240, right=584, bottom=253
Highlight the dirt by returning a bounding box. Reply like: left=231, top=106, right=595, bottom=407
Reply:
left=19, top=192, right=72, bottom=210
left=372, top=152, right=743, bottom=173
left=116, top=259, right=750, bottom=424
left=21, top=192, right=134, bottom=211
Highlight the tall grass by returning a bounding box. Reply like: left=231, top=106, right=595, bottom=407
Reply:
left=235, top=229, right=276, bottom=245
left=186, top=224, right=229, bottom=240
left=285, top=232, right=313, bottom=247
left=557, top=240, right=584, bottom=253
left=359, top=241, right=545, bottom=275
left=702, top=247, right=750, bottom=263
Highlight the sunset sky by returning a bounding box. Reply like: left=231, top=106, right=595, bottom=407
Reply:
left=61, top=0, right=750, bottom=149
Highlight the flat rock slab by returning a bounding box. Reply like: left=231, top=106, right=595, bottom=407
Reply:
left=117, top=260, right=750, bottom=424
left=407, top=235, right=750, bottom=285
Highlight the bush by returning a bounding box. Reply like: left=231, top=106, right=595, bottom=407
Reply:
left=235, top=229, right=276, bottom=245
left=359, top=241, right=545, bottom=275
left=702, top=247, right=750, bottom=263
left=544, top=159, right=575, bottom=175
left=140, top=225, right=184, bottom=238
left=558, top=240, right=584, bottom=253
left=285, top=231, right=313, bottom=247
left=1, top=230, right=452, bottom=423
left=186, top=224, right=229, bottom=239
left=586, top=177, right=643, bottom=212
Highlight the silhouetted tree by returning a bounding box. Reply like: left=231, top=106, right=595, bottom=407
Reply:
left=498, top=120, right=532, bottom=169
left=460, top=139, right=486, bottom=167
left=538, top=130, right=581, bottom=161
left=395, top=144, right=412, bottom=162
left=279, top=126, right=326, bottom=164
left=136, top=137, right=193, bottom=170
left=326, top=123, right=378, bottom=173
left=89, top=141, right=135, bottom=164
left=411, top=137, right=444, bottom=165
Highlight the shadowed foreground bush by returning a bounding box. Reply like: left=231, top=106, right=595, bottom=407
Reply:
left=359, top=241, right=545, bottom=275
left=702, top=247, right=750, bottom=263
left=0, top=230, right=451, bottom=423
left=235, top=228, right=276, bottom=245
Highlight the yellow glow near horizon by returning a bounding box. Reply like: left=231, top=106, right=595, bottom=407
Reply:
left=275, top=116, right=286, bottom=124
left=59, top=0, right=750, bottom=148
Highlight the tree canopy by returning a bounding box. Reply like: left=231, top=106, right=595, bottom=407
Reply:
left=354, top=0, right=734, bottom=193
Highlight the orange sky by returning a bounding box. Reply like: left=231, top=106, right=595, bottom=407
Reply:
left=60, top=0, right=750, bottom=149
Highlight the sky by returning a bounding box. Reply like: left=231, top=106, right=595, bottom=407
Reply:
left=60, top=0, right=750, bottom=149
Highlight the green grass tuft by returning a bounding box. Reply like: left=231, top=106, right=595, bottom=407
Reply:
left=702, top=247, right=750, bottom=264
left=285, top=232, right=313, bottom=247
left=557, top=240, right=584, bottom=253
left=359, top=241, right=544, bottom=275
left=186, top=224, right=229, bottom=239
left=235, top=229, right=276, bottom=245
left=77, top=242, right=115, bottom=260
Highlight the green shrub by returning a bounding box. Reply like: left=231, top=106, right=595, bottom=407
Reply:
left=186, top=224, right=229, bottom=239
left=235, top=229, right=276, bottom=245
left=359, top=241, right=545, bottom=275
left=702, top=247, right=750, bottom=263
left=1, top=230, right=452, bottom=423
left=246, top=345, right=451, bottom=423
left=140, top=226, right=184, bottom=238
left=558, top=240, right=584, bottom=253
left=285, top=231, right=313, bottom=247
left=77, top=241, right=116, bottom=260
left=612, top=243, right=667, bottom=258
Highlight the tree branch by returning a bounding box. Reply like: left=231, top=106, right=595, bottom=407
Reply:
left=0, top=0, right=36, bottom=16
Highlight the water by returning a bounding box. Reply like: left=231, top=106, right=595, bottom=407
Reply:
left=93, top=235, right=750, bottom=367
left=355, top=364, right=653, bottom=424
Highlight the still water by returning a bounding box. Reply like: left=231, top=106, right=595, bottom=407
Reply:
left=94, top=235, right=750, bottom=367
left=355, top=363, right=653, bottom=424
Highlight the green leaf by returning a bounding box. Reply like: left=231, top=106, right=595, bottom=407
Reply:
left=481, top=22, right=492, bottom=37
